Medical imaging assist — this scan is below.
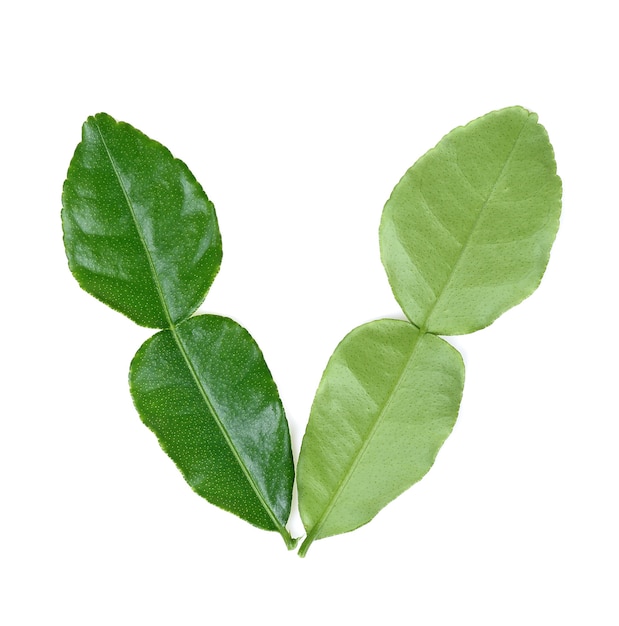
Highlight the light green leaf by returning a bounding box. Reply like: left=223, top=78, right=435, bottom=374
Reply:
left=62, top=113, right=222, bottom=328
left=130, top=314, right=296, bottom=547
left=297, top=320, right=464, bottom=556
left=380, top=106, right=561, bottom=335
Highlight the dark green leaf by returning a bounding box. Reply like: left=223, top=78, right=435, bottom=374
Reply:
left=380, top=106, right=561, bottom=335
left=62, top=113, right=222, bottom=328
left=297, top=320, right=464, bottom=556
left=130, top=315, right=294, bottom=538
left=62, top=114, right=295, bottom=547
left=130, top=314, right=295, bottom=545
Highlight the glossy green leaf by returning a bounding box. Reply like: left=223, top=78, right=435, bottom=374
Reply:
left=380, top=106, right=561, bottom=335
left=62, top=114, right=295, bottom=548
left=62, top=113, right=222, bottom=328
left=130, top=314, right=296, bottom=547
left=297, top=320, right=464, bottom=556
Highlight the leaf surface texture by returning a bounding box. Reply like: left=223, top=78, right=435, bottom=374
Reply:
left=297, top=320, right=464, bottom=553
left=380, top=106, right=561, bottom=335
left=62, top=113, right=222, bottom=328
left=62, top=114, right=295, bottom=546
left=130, top=315, right=295, bottom=534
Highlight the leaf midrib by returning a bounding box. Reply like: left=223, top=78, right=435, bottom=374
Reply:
left=94, top=119, right=290, bottom=540
left=93, top=119, right=175, bottom=330
left=419, top=114, right=531, bottom=330
left=301, top=326, right=424, bottom=553
left=171, top=326, right=290, bottom=537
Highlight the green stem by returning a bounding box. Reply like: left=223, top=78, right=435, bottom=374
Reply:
left=281, top=529, right=299, bottom=551
left=297, top=533, right=314, bottom=557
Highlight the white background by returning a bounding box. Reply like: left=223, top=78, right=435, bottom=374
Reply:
left=1, top=1, right=617, bottom=624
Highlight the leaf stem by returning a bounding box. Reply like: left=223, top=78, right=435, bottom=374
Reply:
left=281, top=529, right=299, bottom=550
left=297, top=533, right=315, bottom=557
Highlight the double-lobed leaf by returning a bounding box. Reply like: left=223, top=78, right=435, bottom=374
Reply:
left=380, top=106, right=562, bottom=335
left=297, top=106, right=561, bottom=555
left=62, top=114, right=295, bottom=546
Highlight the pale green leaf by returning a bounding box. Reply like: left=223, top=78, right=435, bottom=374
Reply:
left=380, top=106, right=561, bottom=335
left=297, top=320, right=464, bottom=555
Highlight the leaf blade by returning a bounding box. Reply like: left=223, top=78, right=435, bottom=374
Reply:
left=297, top=319, right=464, bottom=554
left=130, top=314, right=295, bottom=541
left=62, top=113, right=222, bottom=328
left=380, top=106, right=561, bottom=335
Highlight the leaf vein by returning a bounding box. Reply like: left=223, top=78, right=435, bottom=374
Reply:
left=304, top=329, right=424, bottom=546
left=170, top=327, right=290, bottom=538
left=92, top=120, right=174, bottom=329
left=421, top=114, right=532, bottom=329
